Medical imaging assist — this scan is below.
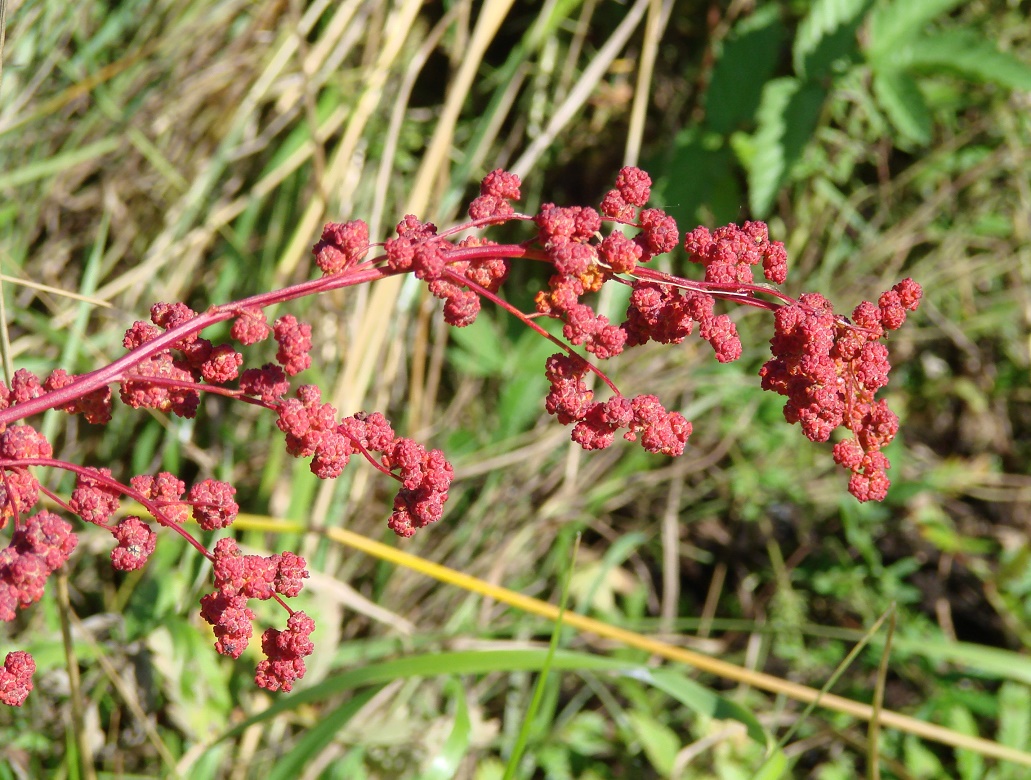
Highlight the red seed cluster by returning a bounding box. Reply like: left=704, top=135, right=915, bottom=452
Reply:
left=760, top=280, right=922, bottom=500
left=544, top=355, right=692, bottom=456
left=200, top=539, right=309, bottom=684
left=468, top=168, right=522, bottom=223
left=9, top=369, right=42, bottom=405
left=0, top=651, right=35, bottom=707
left=276, top=384, right=354, bottom=478
left=429, top=236, right=509, bottom=328
left=70, top=467, right=122, bottom=525
left=384, top=210, right=510, bottom=327
left=383, top=438, right=454, bottom=538
left=230, top=306, right=272, bottom=345
left=0, top=423, right=52, bottom=460
left=684, top=221, right=788, bottom=285
left=272, top=388, right=455, bottom=537
left=0, top=511, right=76, bottom=624
left=338, top=412, right=454, bottom=538
left=130, top=472, right=189, bottom=524
left=110, top=515, right=157, bottom=571
left=254, top=610, right=315, bottom=692
left=312, top=220, right=370, bottom=275
left=624, top=283, right=742, bottom=362
left=273, top=314, right=313, bottom=376
left=119, top=302, right=235, bottom=417
left=601, top=166, right=652, bottom=219
left=201, top=344, right=244, bottom=383
left=188, top=478, right=239, bottom=530
left=0, top=468, right=39, bottom=527
left=384, top=215, right=439, bottom=272
left=533, top=202, right=628, bottom=360
left=239, top=363, right=291, bottom=404
left=43, top=369, right=113, bottom=424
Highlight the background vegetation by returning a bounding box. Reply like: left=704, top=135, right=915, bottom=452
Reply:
left=1, top=0, right=1030, bottom=777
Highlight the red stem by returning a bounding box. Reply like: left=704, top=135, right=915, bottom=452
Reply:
left=0, top=264, right=399, bottom=426
left=1, top=458, right=211, bottom=557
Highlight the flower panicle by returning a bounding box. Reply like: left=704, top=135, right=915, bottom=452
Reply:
left=0, top=165, right=921, bottom=705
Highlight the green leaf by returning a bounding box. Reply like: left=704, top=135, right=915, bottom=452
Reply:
left=706, top=4, right=786, bottom=135
left=652, top=128, right=740, bottom=226
left=866, top=0, right=965, bottom=61
left=872, top=68, right=933, bottom=146
left=267, top=686, right=384, bottom=780
left=745, top=78, right=827, bottom=217
left=217, top=648, right=767, bottom=753
left=423, top=678, right=472, bottom=780
left=646, top=668, right=769, bottom=746
left=904, top=733, right=947, bottom=775
left=559, top=711, right=613, bottom=758
left=997, top=683, right=1031, bottom=753
left=626, top=710, right=680, bottom=776
left=447, top=313, right=508, bottom=378
left=0, top=137, right=120, bottom=189
left=890, top=637, right=1031, bottom=687
left=948, top=705, right=985, bottom=780
left=905, top=30, right=1031, bottom=90
left=793, top=0, right=870, bottom=79
left=752, top=746, right=790, bottom=779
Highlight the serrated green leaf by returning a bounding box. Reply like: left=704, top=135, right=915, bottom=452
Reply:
left=904, top=733, right=947, bottom=775
left=653, top=128, right=738, bottom=226
left=746, top=78, right=827, bottom=217
left=866, top=0, right=965, bottom=60
left=706, top=4, right=785, bottom=135
left=906, top=30, right=1031, bottom=90
left=793, top=0, right=870, bottom=79
left=872, top=69, right=932, bottom=146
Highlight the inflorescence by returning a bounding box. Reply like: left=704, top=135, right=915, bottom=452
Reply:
left=0, top=166, right=920, bottom=706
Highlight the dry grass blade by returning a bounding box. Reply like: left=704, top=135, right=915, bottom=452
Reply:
left=0, top=274, right=112, bottom=307
left=624, top=0, right=673, bottom=165
left=869, top=605, right=897, bottom=780
left=511, top=0, right=651, bottom=178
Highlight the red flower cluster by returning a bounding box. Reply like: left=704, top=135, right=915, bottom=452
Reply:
left=0, top=164, right=921, bottom=707
left=272, top=389, right=455, bottom=534
left=313, top=220, right=370, bottom=275
left=255, top=611, right=316, bottom=693
left=760, top=279, right=922, bottom=500
left=200, top=537, right=311, bottom=691
left=383, top=215, right=510, bottom=328
left=544, top=354, right=692, bottom=456
left=684, top=221, right=788, bottom=285
left=624, top=283, right=742, bottom=362
left=1, top=651, right=35, bottom=707
left=43, top=369, right=112, bottom=424
left=0, top=511, right=76, bottom=622
left=338, top=412, right=455, bottom=538
left=468, top=168, right=522, bottom=223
